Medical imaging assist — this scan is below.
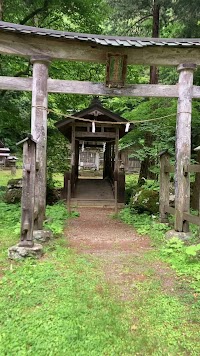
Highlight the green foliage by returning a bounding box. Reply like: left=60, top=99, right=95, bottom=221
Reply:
left=185, top=244, right=200, bottom=258
left=0, top=201, right=21, bottom=264
left=125, top=175, right=160, bottom=212
left=119, top=207, right=200, bottom=294
left=119, top=207, right=168, bottom=245
left=161, top=237, right=200, bottom=262
left=161, top=237, right=184, bottom=256
left=0, top=241, right=134, bottom=355
left=130, top=189, right=159, bottom=214
left=44, top=202, right=77, bottom=235
left=125, top=174, right=138, bottom=204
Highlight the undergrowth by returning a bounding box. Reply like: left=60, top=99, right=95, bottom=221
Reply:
left=119, top=207, right=200, bottom=294
left=0, top=201, right=72, bottom=266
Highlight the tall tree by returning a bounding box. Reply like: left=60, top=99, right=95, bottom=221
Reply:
left=106, top=0, right=200, bottom=183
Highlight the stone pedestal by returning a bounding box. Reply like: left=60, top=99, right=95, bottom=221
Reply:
left=8, top=244, right=43, bottom=260
left=165, top=229, right=192, bottom=241
left=33, top=229, right=53, bottom=243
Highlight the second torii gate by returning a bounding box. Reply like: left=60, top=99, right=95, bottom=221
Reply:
left=0, top=21, right=199, bottom=253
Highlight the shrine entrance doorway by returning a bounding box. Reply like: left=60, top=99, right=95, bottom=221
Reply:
left=55, top=97, right=132, bottom=207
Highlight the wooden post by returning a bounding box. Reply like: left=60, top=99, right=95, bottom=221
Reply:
left=114, top=127, right=119, bottom=173
left=67, top=179, right=71, bottom=213
left=114, top=180, right=118, bottom=215
left=75, top=140, right=79, bottom=179
left=175, top=63, right=196, bottom=232
left=71, top=124, right=76, bottom=194
left=111, top=144, right=115, bottom=171
left=159, top=151, right=170, bottom=223
left=31, top=55, right=50, bottom=230
left=17, top=136, right=36, bottom=247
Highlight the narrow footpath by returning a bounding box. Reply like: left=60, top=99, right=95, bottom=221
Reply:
left=66, top=208, right=177, bottom=300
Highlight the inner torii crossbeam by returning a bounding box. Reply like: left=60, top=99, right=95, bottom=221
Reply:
left=0, top=21, right=199, bottom=255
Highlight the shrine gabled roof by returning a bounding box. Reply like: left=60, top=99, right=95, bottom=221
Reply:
left=0, top=21, right=200, bottom=48
left=55, top=98, right=133, bottom=141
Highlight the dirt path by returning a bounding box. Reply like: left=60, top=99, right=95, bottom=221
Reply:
left=66, top=208, right=176, bottom=300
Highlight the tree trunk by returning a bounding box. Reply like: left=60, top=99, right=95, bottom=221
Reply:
left=150, top=0, right=160, bottom=84
left=0, top=0, right=3, bottom=21
left=138, top=0, right=160, bottom=185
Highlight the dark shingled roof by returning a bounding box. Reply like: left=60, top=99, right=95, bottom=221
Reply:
left=55, top=97, right=133, bottom=141
left=0, top=21, right=200, bottom=48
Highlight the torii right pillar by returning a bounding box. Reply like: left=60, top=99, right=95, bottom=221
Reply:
left=175, top=63, right=196, bottom=232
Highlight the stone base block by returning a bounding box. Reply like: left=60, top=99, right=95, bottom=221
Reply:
left=8, top=243, right=43, bottom=260
left=165, top=229, right=192, bottom=241
left=33, top=230, right=53, bottom=243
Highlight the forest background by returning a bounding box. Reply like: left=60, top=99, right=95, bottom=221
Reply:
left=0, top=0, right=200, bottom=188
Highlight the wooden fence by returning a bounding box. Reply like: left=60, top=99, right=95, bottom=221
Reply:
left=159, top=151, right=200, bottom=229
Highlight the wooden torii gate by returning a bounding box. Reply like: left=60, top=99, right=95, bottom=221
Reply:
left=0, top=21, right=200, bottom=253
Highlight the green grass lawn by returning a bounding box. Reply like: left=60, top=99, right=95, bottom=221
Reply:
left=0, top=178, right=200, bottom=354
left=0, top=169, right=23, bottom=186
left=0, top=169, right=64, bottom=187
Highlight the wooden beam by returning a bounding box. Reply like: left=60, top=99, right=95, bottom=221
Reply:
left=75, top=132, right=116, bottom=138
left=47, top=80, right=179, bottom=98
left=165, top=206, right=200, bottom=226
left=183, top=212, right=200, bottom=226
left=0, top=77, right=32, bottom=91
left=193, top=86, right=200, bottom=98
left=1, top=76, right=200, bottom=99
left=0, top=32, right=200, bottom=66
left=175, top=63, right=196, bottom=233
left=164, top=205, right=175, bottom=215
left=183, top=164, right=200, bottom=173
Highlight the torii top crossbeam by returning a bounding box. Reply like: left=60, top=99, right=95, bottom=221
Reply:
left=0, top=21, right=200, bottom=66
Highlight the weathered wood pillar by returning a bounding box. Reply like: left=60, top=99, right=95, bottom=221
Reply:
left=71, top=124, right=76, bottom=194
left=103, top=144, right=110, bottom=178
left=111, top=144, right=115, bottom=171
left=31, top=55, right=50, bottom=230
left=175, top=63, right=196, bottom=232
left=114, top=127, right=119, bottom=173
left=75, top=140, right=79, bottom=179
left=18, top=136, right=36, bottom=247
left=159, top=150, right=170, bottom=223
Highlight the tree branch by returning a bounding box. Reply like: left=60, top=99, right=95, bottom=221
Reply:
left=20, top=0, right=50, bottom=25
left=133, top=14, right=153, bottom=27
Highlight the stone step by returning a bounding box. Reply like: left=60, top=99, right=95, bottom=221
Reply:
left=70, top=198, right=123, bottom=208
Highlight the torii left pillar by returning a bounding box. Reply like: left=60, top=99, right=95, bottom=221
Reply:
left=8, top=136, right=43, bottom=259
left=31, top=56, right=50, bottom=231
